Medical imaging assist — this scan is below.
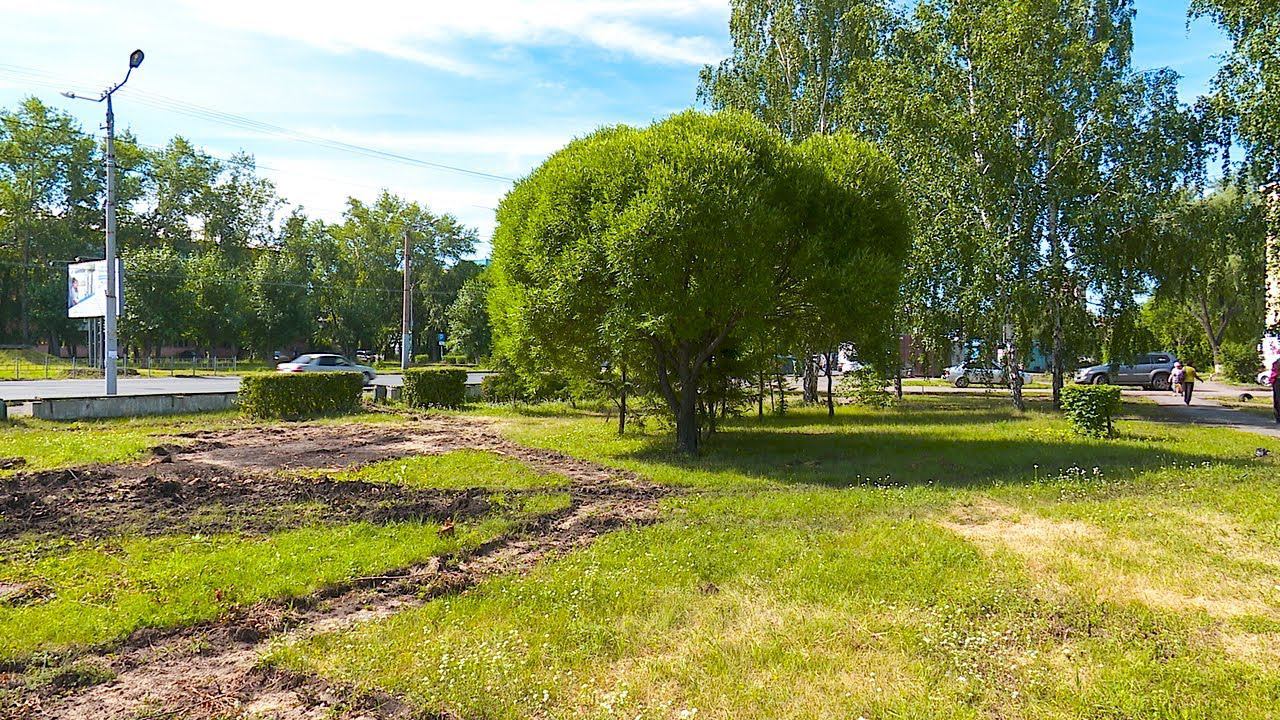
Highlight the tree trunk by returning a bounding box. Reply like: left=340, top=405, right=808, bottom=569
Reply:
left=617, top=366, right=627, bottom=435
left=1007, top=335, right=1026, bottom=412
left=802, top=354, right=819, bottom=404
left=19, top=226, right=29, bottom=345
left=758, top=372, right=764, bottom=419
left=825, top=352, right=835, bottom=417
left=775, top=372, right=788, bottom=415
left=675, top=372, right=699, bottom=454
left=895, top=371, right=903, bottom=400
left=1048, top=200, right=1065, bottom=408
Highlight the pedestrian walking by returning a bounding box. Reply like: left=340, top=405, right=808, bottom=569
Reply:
left=1169, top=362, right=1184, bottom=396
left=1180, top=362, right=1199, bottom=405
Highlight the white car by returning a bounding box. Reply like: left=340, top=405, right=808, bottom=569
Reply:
left=276, top=353, right=376, bottom=385
left=943, top=363, right=1031, bottom=388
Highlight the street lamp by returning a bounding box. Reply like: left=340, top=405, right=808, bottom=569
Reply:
left=62, top=49, right=144, bottom=396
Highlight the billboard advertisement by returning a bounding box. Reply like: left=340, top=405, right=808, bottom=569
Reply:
left=67, top=259, right=123, bottom=318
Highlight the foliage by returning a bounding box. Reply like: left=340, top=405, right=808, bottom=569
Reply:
left=446, top=273, right=493, bottom=362
left=1137, top=296, right=1210, bottom=368
left=1059, top=384, right=1122, bottom=437
left=489, top=111, right=908, bottom=453
left=402, top=367, right=467, bottom=409
left=238, top=371, right=365, bottom=420
left=836, top=368, right=895, bottom=408
left=1218, top=340, right=1261, bottom=384
left=0, top=97, right=481, bottom=359
left=702, top=0, right=1205, bottom=410
left=1192, top=0, right=1280, bottom=183
left=1149, top=187, right=1266, bottom=368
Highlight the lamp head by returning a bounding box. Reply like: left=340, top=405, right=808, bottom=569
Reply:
left=129, top=49, right=145, bottom=69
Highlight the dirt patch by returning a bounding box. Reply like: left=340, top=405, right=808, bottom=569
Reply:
left=5, top=414, right=667, bottom=720
left=1, top=467, right=494, bottom=542
left=173, top=421, right=499, bottom=472
left=0, top=418, right=537, bottom=542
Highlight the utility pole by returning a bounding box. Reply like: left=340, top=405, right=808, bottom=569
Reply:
left=64, top=49, right=144, bottom=397
left=102, top=93, right=120, bottom=394
left=401, top=228, right=412, bottom=371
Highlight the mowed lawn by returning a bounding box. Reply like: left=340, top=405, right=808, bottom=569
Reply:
left=269, top=397, right=1280, bottom=719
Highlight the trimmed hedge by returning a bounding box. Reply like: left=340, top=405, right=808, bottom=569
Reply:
left=1061, top=384, right=1122, bottom=438
left=403, top=367, right=467, bottom=409
left=239, top=371, right=365, bottom=419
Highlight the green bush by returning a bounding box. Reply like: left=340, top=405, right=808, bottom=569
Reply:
left=403, top=367, right=467, bottom=409
left=1218, top=341, right=1260, bottom=384
left=1060, top=384, right=1122, bottom=437
left=239, top=372, right=365, bottom=419
left=836, top=368, right=896, bottom=408
left=482, top=371, right=525, bottom=403
left=443, top=353, right=469, bottom=365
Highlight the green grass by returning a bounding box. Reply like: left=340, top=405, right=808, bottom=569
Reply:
left=269, top=397, right=1280, bottom=719
left=333, top=450, right=568, bottom=491
left=487, top=396, right=1274, bottom=491
left=0, top=348, right=72, bottom=380
left=0, top=518, right=512, bottom=660
left=0, top=412, right=242, bottom=472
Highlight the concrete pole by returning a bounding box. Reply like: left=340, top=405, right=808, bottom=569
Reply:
left=103, top=93, right=119, bottom=396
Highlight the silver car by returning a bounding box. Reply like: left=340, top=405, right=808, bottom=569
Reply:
left=1073, top=352, right=1174, bottom=390
left=943, top=362, right=1032, bottom=388
left=276, top=353, right=377, bottom=385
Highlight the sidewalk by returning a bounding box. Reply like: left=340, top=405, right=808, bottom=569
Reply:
left=1136, top=381, right=1280, bottom=440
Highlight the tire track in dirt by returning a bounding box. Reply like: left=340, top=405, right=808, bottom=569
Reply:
left=10, top=415, right=666, bottom=720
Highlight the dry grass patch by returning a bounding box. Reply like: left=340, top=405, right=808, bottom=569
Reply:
left=940, top=499, right=1280, bottom=621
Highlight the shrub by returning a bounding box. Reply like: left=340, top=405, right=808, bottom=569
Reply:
left=481, top=370, right=524, bottom=403
left=836, top=368, right=896, bottom=408
left=403, top=367, right=467, bottom=409
left=1218, top=340, right=1260, bottom=384
left=442, top=353, right=469, bottom=365
left=239, top=372, right=364, bottom=420
left=1060, top=384, right=1122, bottom=437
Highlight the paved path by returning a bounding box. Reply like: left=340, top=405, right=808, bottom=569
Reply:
left=0, top=372, right=492, bottom=402
left=1132, top=381, right=1280, bottom=439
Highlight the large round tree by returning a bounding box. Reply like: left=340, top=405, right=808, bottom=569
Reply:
left=490, top=111, right=909, bottom=453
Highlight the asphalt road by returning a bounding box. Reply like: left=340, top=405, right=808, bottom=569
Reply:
left=0, top=372, right=493, bottom=402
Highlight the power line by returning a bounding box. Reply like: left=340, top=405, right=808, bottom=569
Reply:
left=0, top=63, right=519, bottom=184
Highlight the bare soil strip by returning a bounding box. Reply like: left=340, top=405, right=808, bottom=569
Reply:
left=1, top=418, right=561, bottom=541
left=2, top=415, right=664, bottom=720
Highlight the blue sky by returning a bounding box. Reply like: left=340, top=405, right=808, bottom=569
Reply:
left=0, top=1, right=1228, bottom=258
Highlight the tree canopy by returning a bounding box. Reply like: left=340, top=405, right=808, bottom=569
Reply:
left=0, top=97, right=479, bottom=359
left=489, top=111, right=909, bottom=453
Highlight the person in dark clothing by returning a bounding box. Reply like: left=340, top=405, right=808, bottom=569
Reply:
left=1181, top=363, right=1199, bottom=405
left=1270, top=357, right=1280, bottom=424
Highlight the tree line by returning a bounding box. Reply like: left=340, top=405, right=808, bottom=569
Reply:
left=0, top=97, right=490, bottom=362
left=697, top=0, right=1275, bottom=405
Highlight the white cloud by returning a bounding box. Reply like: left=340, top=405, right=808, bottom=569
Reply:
left=181, top=0, right=729, bottom=72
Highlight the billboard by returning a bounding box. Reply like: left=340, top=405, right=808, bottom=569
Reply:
left=67, top=259, right=123, bottom=318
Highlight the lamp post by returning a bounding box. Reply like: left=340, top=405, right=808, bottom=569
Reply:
left=63, top=49, right=144, bottom=396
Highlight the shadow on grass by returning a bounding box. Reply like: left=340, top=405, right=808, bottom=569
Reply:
left=614, top=405, right=1271, bottom=489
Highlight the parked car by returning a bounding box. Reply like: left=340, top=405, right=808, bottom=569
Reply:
left=1073, top=352, right=1175, bottom=390
left=1258, top=369, right=1273, bottom=387
left=276, top=353, right=376, bottom=385
left=943, top=362, right=1031, bottom=388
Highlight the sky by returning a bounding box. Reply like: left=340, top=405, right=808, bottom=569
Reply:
left=0, top=0, right=1230, bottom=259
